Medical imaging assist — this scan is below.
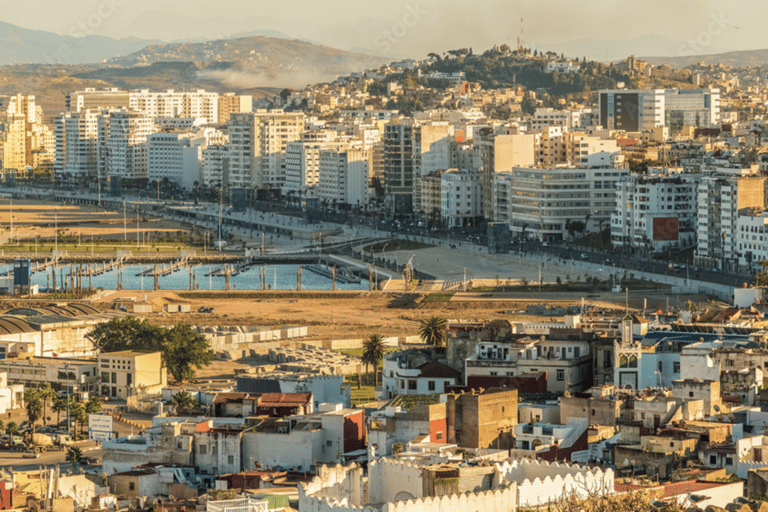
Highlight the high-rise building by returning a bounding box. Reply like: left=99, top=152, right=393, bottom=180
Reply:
left=413, top=122, right=454, bottom=215
left=478, top=130, right=535, bottom=219
left=97, top=111, right=156, bottom=180
left=441, top=169, right=483, bottom=228
left=218, top=93, right=253, bottom=124
left=201, top=145, right=229, bottom=188
left=67, top=88, right=130, bottom=112
left=318, top=146, right=370, bottom=207
left=227, top=111, right=305, bottom=188
left=284, top=141, right=346, bottom=197
left=147, top=131, right=207, bottom=189
left=384, top=120, right=415, bottom=213
left=54, top=110, right=100, bottom=180
left=0, top=94, right=46, bottom=171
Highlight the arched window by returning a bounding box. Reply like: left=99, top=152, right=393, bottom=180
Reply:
left=629, top=355, right=638, bottom=368
left=619, top=355, right=629, bottom=368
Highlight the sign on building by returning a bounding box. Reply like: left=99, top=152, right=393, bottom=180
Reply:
left=88, top=414, right=114, bottom=441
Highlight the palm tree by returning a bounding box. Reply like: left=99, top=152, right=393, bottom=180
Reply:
left=25, top=391, right=43, bottom=433
left=66, top=446, right=83, bottom=471
left=52, top=397, right=67, bottom=425
left=362, top=334, right=386, bottom=386
left=0, top=420, right=5, bottom=434
left=171, top=391, right=197, bottom=410
left=85, top=396, right=102, bottom=416
left=419, top=316, right=448, bottom=347
left=38, top=383, right=56, bottom=426
left=6, top=422, right=18, bottom=438
left=69, top=399, right=83, bottom=438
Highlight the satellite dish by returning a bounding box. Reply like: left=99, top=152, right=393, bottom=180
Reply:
left=714, top=404, right=721, bottom=413
left=608, top=395, right=615, bottom=401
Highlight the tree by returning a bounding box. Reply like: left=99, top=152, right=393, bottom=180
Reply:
left=69, top=399, right=83, bottom=438
left=0, top=420, right=5, bottom=434
left=419, top=316, right=448, bottom=347
left=66, top=446, right=84, bottom=471
left=52, top=397, right=67, bottom=425
left=85, top=396, right=101, bottom=416
left=88, top=318, right=214, bottom=384
left=38, top=383, right=56, bottom=426
left=25, top=390, right=43, bottom=433
left=6, top=421, right=18, bottom=437
left=362, top=334, right=386, bottom=386
left=171, top=390, right=197, bottom=410
left=163, top=324, right=215, bottom=384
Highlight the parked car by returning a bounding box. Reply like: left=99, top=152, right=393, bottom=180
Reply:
left=581, top=253, right=589, bottom=259
left=22, top=450, right=40, bottom=458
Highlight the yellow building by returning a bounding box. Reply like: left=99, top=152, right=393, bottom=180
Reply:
left=98, top=351, right=165, bottom=399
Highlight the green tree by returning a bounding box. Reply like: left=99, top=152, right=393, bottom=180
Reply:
left=66, top=446, right=84, bottom=471
left=88, top=318, right=214, bottom=385
left=418, top=316, right=448, bottom=347
left=0, top=420, right=5, bottom=434
left=163, top=324, right=215, bottom=384
left=6, top=421, right=18, bottom=437
left=25, top=390, right=43, bottom=433
left=38, top=383, right=56, bottom=426
left=171, top=390, right=197, bottom=410
left=69, top=399, right=83, bottom=438
left=52, top=397, right=68, bottom=425
left=85, top=395, right=102, bottom=416
left=362, top=334, right=386, bottom=386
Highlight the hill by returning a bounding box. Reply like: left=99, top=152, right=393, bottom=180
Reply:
left=98, top=36, right=388, bottom=89
left=642, top=48, right=768, bottom=68
left=0, top=21, right=162, bottom=65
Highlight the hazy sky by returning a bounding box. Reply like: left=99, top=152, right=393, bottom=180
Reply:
left=2, top=0, right=765, bottom=58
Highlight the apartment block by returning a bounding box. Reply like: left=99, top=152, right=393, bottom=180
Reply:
left=147, top=131, right=206, bottom=189
left=218, top=93, right=253, bottom=124
left=478, top=129, right=535, bottom=219
left=54, top=110, right=100, bottom=179
left=441, top=169, right=483, bottom=228
left=97, top=110, right=156, bottom=180
left=318, top=146, right=370, bottom=207
left=496, top=166, right=628, bottom=241
left=611, top=168, right=700, bottom=253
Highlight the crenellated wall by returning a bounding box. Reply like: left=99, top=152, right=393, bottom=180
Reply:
left=496, top=458, right=613, bottom=508
left=368, top=458, right=425, bottom=504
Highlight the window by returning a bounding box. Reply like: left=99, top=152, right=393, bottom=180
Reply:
left=709, top=455, right=717, bottom=464
left=435, top=431, right=443, bottom=440
left=400, top=379, right=404, bottom=389
left=129, top=482, right=135, bottom=491
left=111, top=372, right=117, bottom=384
left=228, top=455, right=234, bottom=465
left=689, top=392, right=694, bottom=398
left=591, top=409, right=596, bottom=416
left=673, top=362, right=680, bottom=373
left=199, top=445, right=207, bottom=455
left=428, top=381, right=435, bottom=391
left=726, top=457, right=733, bottom=466
left=326, top=440, right=333, bottom=447
left=408, top=380, right=417, bottom=390
left=556, top=370, right=564, bottom=381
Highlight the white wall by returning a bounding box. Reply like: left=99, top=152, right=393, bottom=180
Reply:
left=368, top=459, right=424, bottom=503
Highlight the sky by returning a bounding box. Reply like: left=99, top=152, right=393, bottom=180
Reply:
left=1, top=0, right=765, bottom=59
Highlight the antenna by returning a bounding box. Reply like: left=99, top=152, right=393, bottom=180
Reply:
left=517, top=18, right=525, bottom=52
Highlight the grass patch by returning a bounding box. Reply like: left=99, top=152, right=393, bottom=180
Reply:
left=178, top=291, right=368, bottom=300
left=424, top=292, right=455, bottom=302
left=344, top=373, right=378, bottom=406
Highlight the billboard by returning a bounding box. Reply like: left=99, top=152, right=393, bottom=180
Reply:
left=88, top=414, right=114, bottom=441
left=652, top=217, right=679, bottom=241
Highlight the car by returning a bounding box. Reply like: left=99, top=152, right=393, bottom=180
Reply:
left=22, top=450, right=40, bottom=458
left=542, top=242, right=550, bottom=247
left=581, top=254, right=589, bottom=259
left=83, top=456, right=100, bottom=465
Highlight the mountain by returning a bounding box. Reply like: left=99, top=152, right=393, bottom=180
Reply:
left=0, top=21, right=163, bottom=65
left=533, top=34, right=732, bottom=63
left=100, top=36, right=390, bottom=89
left=641, top=48, right=768, bottom=69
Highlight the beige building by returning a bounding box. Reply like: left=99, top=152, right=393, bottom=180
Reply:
left=98, top=351, right=165, bottom=399
left=478, top=129, right=535, bottom=219
left=218, top=93, right=253, bottom=125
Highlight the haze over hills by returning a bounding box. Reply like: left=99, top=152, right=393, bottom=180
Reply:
left=0, top=20, right=162, bottom=65
left=641, top=48, right=768, bottom=69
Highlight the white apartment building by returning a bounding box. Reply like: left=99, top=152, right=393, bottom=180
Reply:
left=545, top=61, right=580, bottom=73
left=66, top=88, right=130, bottom=112
left=611, top=168, right=700, bottom=253
left=201, top=145, right=228, bottom=187
left=736, top=209, right=768, bottom=272
left=147, top=131, right=207, bottom=189
left=695, top=173, right=766, bottom=270
left=496, top=166, right=628, bottom=241
left=284, top=141, right=345, bottom=197
left=531, top=108, right=583, bottom=131
left=54, top=110, right=100, bottom=179
left=318, top=146, right=370, bottom=207
left=97, top=110, right=156, bottom=180
left=599, top=88, right=719, bottom=133
left=571, top=134, right=623, bottom=168
left=228, top=111, right=305, bottom=188
left=441, top=169, right=483, bottom=228
left=413, top=122, right=454, bottom=215
left=129, top=89, right=219, bottom=124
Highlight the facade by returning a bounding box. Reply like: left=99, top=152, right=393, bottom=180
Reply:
left=440, top=169, right=483, bottom=228
left=599, top=88, right=719, bottom=132
left=382, top=350, right=461, bottom=399
left=146, top=131, right=205, bottom=189
left=413, top=122, right=454, bottom=214
left=219, top=93, right=253, bottom=124
left=54, top=110, right=100, bottom=179
left=284, top=141, right=345, bottom=197
left=384, top=120, right=416, bottom=213
left=497, top=166, right=628, bottom=241
left=0, top=357, right=97, bottom=396
left=228, top=111, right=305, bottom=188
left=66, top=88, right=130, bottom=112
left=478, top=130, right=535, bottom=219
left=97, top=351, right=165, bottom=399
left=318, top=146, right=370, bottom=207
left=97, top=110, right=156, bottom=180
left=202, top=144, right=229, bottom=187
left=611, top=168, right=700, bottom=253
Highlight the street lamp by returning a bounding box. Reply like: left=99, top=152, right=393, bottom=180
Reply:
left=65, top=362, right=70, bottom=437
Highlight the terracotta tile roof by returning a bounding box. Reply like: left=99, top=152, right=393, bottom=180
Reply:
left=417, top=361, right=462, bottom=380
left=212, top=392, right=259, bottom=404
left=258, top=392, right=312, bottom=407
left=615, top=480, right=723, bottom=498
